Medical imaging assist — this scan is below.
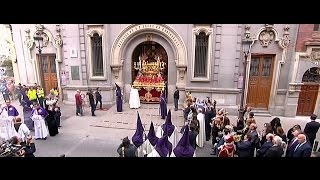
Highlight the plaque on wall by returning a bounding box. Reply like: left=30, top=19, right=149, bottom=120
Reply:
left=71, top=66, right=80, bottom=80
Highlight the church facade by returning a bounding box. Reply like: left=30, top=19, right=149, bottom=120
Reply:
left=10, top=24, right=320, bottom=117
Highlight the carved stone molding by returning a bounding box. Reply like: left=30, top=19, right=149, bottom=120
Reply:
left=259, top=30, right=275, bottom=47
left=110, top=64, right=122, bottom=79
left=54, top=34, right=63, bottom=47
left=279, top=25, right=290, bottom=49
left=288, top=83, right=303, bottom=94
left=176, top=65, right=187, bottom=81
left=24, top=29, right=34, bottom=50
left=244, top=25, right=251, bottom=39
left=146, top=34, right=153, bottom=41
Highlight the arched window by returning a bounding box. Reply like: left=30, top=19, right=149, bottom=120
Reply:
left=302, top=67, right=320, bottom=83
left=91, top=33, right=104, bottom=76
left=194, top=31, right=209, bottom=77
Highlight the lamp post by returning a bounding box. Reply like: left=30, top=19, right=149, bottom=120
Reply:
left=33, top=32, right=43, bottom=86
left=34, top=32, right=43, bottom=54
left=238, top=37, right=253, bottom=119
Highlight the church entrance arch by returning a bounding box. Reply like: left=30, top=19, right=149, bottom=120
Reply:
left=131, top=41, right=168, bottom=103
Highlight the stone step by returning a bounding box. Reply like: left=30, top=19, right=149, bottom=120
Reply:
left=253, top=112, right=272, bottom=117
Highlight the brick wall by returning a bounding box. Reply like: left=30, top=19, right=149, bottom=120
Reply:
left=295, top=24, right=316, bottom=52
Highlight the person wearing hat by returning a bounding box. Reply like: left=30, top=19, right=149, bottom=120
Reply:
left=171, top=126, right=196, bottom=157
left=31, top=103, right=49, bottom=140
left=115, top=83, right=123, bottom=112
left=132, top=112, right=147, bottom=157
left=218, top=135, right=235, bottom=157
left=156, top=110, right=179, bottom=148
left=145, top=121, right=159, bottom=155
left=117, top=136, right=137, bottom=157
left=147, top=135, right=172, bottom=157
left=0, top=100, right=19, bottom=140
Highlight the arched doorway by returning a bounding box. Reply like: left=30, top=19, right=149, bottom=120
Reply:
left=297, top=67, right=320, bottom=116
left=131, top=41, right=168, bottom=103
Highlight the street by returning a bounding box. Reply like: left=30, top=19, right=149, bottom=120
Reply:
left=1, top=99, right=320, bottom=157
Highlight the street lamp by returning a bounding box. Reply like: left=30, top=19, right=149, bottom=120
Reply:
left=238, top=37, right=253, bottom=119
left=34, top=32, right=43, bottom=54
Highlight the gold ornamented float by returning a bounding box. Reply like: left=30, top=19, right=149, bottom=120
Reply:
left=133, top=55, right=166, bottom=103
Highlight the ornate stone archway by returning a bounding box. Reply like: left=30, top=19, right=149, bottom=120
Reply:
left=110, top=24, right=187, bottom=88
left=24, top=24, right=63, bottom=99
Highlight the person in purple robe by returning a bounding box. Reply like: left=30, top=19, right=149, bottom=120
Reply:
left=156, top=109, right=179, bottom=148
left=0, top=100, right=19, bottom=140
left=145, top=121, right=159, bottom=154
left=159, top=92, right=167, bottom=119
left=172, top=126, right=196, bottom=157
left=115, top=83, right=123, bottom=112
left=147, top=135, right=172, bottom=157
left=132, top=112, right=146, bottom=157
left=31, top=103, right=49, bottom=140
left=21, top=100, right=34, bottom=131
left=147, top=121, right=159, bottom=147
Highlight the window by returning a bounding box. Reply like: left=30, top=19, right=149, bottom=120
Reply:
left=194, top=32, right=209, bottom=77
left=87, top=24, right=106, bottom=80
left=191, top=25, right=213, bottom=81
left=314, top=24, right=320, bottom=31
left=91, top=33, right=104, bottom=76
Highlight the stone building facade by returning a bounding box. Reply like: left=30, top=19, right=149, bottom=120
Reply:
left=10, top=24, right=319, bottom=117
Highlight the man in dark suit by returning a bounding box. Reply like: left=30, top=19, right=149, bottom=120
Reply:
left=292, top=134, right=312, bottom=157
left=286, top=129, right=303, bottom=157
left=264, top=135, right=284, bottom=157
left=236, top=134, right=254, bottom=157
left=304, top=114, right=320, bottom=148
left=189, top=123, right=198, bottom=150
left=204, top=106, right=215, bottom=141
left=257, top=133, right=274, bottom=157
left=173, top=87, right=179, bottom=111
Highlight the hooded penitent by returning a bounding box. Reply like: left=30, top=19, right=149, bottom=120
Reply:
left=162, top=109, right=175, bottom=137
left=147, top=121, right=158, bottom=146
left=154, top=135, right=172, bottom=157
left=173, top=126, right=195, bottom=157
left=115, top=83, right=121, bottom=97
left=132, top=112, right=145, bottom=148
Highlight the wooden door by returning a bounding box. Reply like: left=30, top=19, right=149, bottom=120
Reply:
left=38, top=54, right=58, bottom=95
left=297, top=84, right=319, bottom=116
left=246, top=55, right=275, bottom=109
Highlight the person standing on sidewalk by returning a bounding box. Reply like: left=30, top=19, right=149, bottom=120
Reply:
left=75, top=89, right=83, bottom=116
left=95, top=88, right=102, bottom=110
left=304, top=114, right=320, bottom=148
left=86, top=89, right=96, bottom=116
left=173, top=87, right=179, bottom=111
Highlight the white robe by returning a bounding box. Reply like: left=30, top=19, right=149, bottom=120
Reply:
left=14, top=123, right=30, bottom=142
left=145, top=139, right=155, bottom=155
left=129, top=87, right=140, bottom=109
left=31, top=111, right=49, bottom=139
left=196, top=113, right=206, bottom=148
left=136, top=139, right=148, bottom=157
left=0, top=108, right=16, bottom=140
left=156, top=125, right=179, bottom=149
left=170, top=152, right=196, bottom=157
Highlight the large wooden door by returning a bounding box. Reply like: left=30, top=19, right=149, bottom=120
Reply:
left=246, top=55, right=275, bottom=109
left=297, top=84, right=319, bottom=116
left=38, top=54, right=57, bottom=95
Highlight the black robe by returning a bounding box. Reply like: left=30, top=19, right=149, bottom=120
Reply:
left=45, top=109, right=59, bottom=136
